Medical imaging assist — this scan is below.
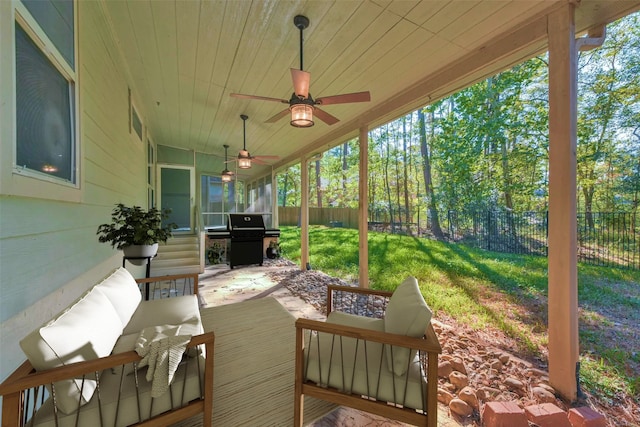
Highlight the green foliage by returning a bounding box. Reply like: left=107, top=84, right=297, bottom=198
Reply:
left=207, top=242, right=225, bottom=264
left=96, top=203, right=177, bottom=249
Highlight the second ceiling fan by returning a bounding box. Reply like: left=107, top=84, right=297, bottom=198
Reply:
left=230, top=15, right=371, bottom=127
left=226, top=114, right=279, bottom=169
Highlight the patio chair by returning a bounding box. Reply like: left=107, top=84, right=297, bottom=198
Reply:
left=294, top=277, right=442, bottom=427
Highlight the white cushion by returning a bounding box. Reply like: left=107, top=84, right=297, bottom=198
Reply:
left=20, top=288, right=123, bottom=414
left=29, top=352, right=206, bottom=427
left=123, top=295, right=203, bottom=336
left=384, top=276, right=432, bottom=376
left=93, top=267, right=142, bottom=328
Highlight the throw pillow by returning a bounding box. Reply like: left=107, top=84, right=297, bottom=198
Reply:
left=383, top=276, right=432, bottom=376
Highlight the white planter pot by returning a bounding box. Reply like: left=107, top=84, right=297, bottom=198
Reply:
left=122, top=243, right=159, bottom=265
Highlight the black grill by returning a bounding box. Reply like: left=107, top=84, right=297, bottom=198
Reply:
left=227, top=214, right=265, bottom=268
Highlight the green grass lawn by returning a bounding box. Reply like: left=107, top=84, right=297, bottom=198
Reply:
left=279, top=225, right=640, bottom=404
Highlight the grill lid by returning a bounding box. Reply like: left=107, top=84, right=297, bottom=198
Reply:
left=227, top=214, right=266, bottom=230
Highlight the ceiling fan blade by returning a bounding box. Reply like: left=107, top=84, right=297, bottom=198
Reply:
left=290, top=68, right=310, bottom=98
left=265, top=108, right=290, bottom=123
left=314, top=108, right=340, bottom=125
left=251, top=158, right=270, bottom=165
left=254, top=155, right=280, bottom=160
left=225, top=159, right=238, bottom=164
left=230, top=93, right=288, bottom=103
left=316, top=91, right=371, bottom=105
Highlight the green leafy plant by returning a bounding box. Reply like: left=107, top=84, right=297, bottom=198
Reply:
left=207, top=242, right=225, bottom=264
left=267, top=240, right=281, bottom=258
left=96, top=203, right=177, bottom=250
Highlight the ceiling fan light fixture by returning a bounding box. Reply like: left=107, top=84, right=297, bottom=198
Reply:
left=221, top=144, right=234, bottom=182
left=238, top=115, right=253, bottom=168
left=290, top=104, right=314, bottom=127
left=238, top=156, right=252, bottom=169
left=221, top=170, right=233, bottom=182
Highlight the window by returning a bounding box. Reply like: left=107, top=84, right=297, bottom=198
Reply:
left=132, top=105, right=143, bottom=140
left=14, top=1, right=77, bottom=184
left=245, top=177, right=272, bottom=228
left=200, top=175, right=244, bottom=228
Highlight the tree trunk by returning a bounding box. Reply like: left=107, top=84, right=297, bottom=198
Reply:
left=501, top=139, right=514, bottom=211
left=384, top=125, right=394, bottom=229
left=342, top=142, right=348, bottom=198
left=394, top=124, right=402, bottom=230
left=583, top=183, right=595, bottom=229
left=500, top=138, right=516, bottom=236
left=402, top=115, right=411, bottom=229
left=418, top=108, right=444, bottom=239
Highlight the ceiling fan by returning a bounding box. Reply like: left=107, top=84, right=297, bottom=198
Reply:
left=220, top=144, right=234, bottom=182
left=226, top=114, right=279, bottom=169
left=230, top=15, right=371, bottom=127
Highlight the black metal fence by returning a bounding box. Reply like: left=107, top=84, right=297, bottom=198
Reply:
left=438, top=210, right=639, bottom=270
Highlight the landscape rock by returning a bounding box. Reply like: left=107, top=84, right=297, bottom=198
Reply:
left=532, top=386, right=556, bottom=403
left=438, top=388, right=454, bottom=405
left=449, top=371, right=469, bottom=389
left=477, top=386, right=502, bottom=401
left=450, top=356, right=467, bottom=374
left=438, top=361, right=453, bottom=378
left=535, top=383, right=556, bottom=394
left=526, top=367, right=548, bottom=378
left=505, top=377, right=524, bottom=391
left=458, top=386, right=479, bottom=410
left=449, top=398, right=474, bottom=418
left=444, top=382, right=457, bottom=392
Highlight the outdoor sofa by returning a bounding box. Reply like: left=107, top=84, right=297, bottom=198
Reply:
left=0, top=267, right=214, bottom=427
left=294, top=277, right=442, bottom=427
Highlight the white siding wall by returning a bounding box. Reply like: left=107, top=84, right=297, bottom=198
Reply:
left=0, top=1, right=148, bottom=383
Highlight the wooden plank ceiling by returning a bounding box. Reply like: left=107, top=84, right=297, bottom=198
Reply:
left=101, top=0, right=640, bottom=180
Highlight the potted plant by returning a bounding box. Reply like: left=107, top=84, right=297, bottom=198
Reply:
left=266, top=240, right=280, bottom=259
left=206, top=242, right=225, bottom=265
left=96, top=203, right=177, bottom=265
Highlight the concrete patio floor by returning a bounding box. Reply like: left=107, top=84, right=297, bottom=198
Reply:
left=196, top=263, right=460, bottom=427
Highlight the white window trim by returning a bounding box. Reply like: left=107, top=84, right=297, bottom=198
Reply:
left=147, top=135, right=156, bottom=208
left=2, top=1, right=81, bottom=200
left=129, top=88, right=144, bottom=142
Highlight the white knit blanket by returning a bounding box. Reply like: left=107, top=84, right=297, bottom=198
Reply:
left=134, top=323, right=194, bottom=398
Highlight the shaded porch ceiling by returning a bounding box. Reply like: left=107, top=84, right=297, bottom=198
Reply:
left=102, top=0, right=640, bottom=180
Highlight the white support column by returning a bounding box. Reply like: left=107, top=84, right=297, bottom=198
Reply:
left=358, top=126, right=369, bottom=288
left=547, top=3, right=579, bottom=401
left=300, top=156, right=310, bottom=270
left=271, top=169, right=278, bottom=228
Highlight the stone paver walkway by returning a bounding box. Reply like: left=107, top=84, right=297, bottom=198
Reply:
left=197, top=264, right=459, bottom=427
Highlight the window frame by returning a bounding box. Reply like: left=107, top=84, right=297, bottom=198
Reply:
left=147, top=136, right=156, bottom=208
left=9, top=2, right=80, bottom=194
